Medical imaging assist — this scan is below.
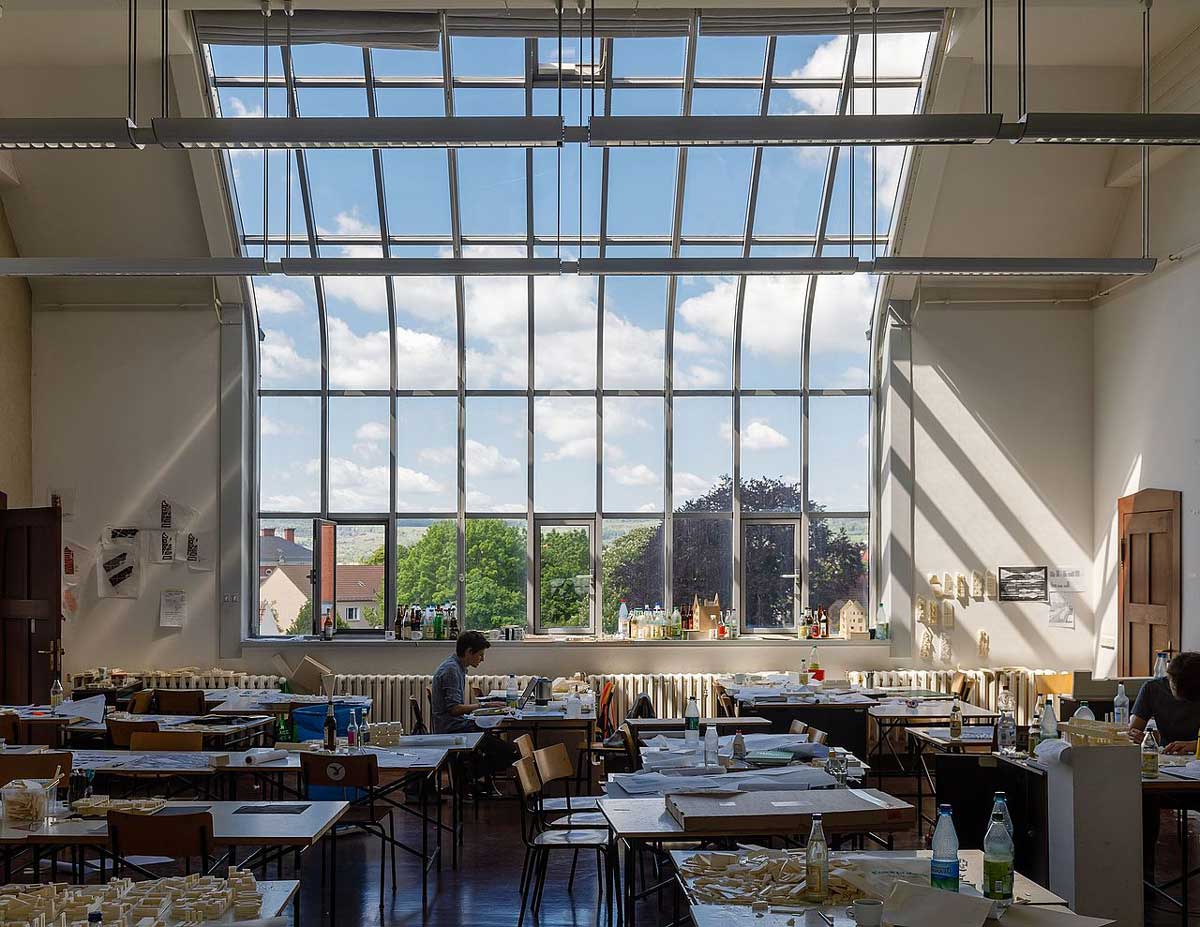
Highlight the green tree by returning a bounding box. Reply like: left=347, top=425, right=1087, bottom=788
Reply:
left=284, top=599, right=311, bottom=636
left=601, top=523, right=660, bottom=633
left=539, top=528, right=590, bottom=628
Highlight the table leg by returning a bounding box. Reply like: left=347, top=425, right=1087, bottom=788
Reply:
left=914, top=735, right=924, bottom=840
left=1181, top=808, right=1189, bottom=927
left=436, top=770, right=443, bottom=874
left=421, top=771, right=429, bottom=907
left=623, top=839, right=637, bottom=927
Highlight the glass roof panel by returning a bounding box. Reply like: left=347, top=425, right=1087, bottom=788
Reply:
left=694, top=35, right=767, bottom=78
left=371, top=42, right=444, bottom=78
left=612, top=37, right=686, bottom=78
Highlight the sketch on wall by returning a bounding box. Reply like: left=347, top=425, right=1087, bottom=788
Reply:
left=997, top=566, right=1049, bottom=602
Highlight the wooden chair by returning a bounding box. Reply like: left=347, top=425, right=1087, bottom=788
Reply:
left=514, top=733, right=535, bottom=759
left=127, top=690, right=155, bottom=714
left=619, top=722, right=641, bottom=771
left=717, top=692, right=737, bottom=717
left=299, top=752, right=400, bottom=912
left=129, top=731, right=204, bottom=752
left=513, top=755, right=613, bottom=927
left=1035, top=672, right=1073, bottom=719
left=532, top=744, right=604, bottom=821
left=409, top=696, right=428, bottom=735
left=154, top=689, right=206, bottom=715
left=806, top=727, right=829, bottom=746
left=108, top=719, right=159, bottom=748
left=109, top=808, right=213, bottom=877
left=950, top=672, right=975, bottom=703
left=789, top=719, right=809, bottom=735
left=0, top=751, right=73, bottom=787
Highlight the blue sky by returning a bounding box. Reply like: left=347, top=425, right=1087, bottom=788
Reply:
left=219, top=30, right=930, bottom=518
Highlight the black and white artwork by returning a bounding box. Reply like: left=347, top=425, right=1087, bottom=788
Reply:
left=997, top=566, right=1049, bottom=602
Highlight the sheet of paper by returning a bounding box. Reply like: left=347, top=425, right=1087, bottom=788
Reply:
left=1048, top=566, right=1086, bottom=593
left=883, top=880, right=992, bottom=927
left=178, top=529, right=214, bottom=572
left=159, top=588, right=187, bottom=628
left=1048, top=591, right=1076, bottom=629
left=1000, top=905, right=1113, bottom=927
left=56, top=694, right=107, bottom=724
left=147, top=529, right=178, bottom=565
left=97, top=538, right=142, bottom=599
left=147, top=496, right=198, bottom=532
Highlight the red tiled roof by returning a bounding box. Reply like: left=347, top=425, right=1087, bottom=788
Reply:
left=261, top=563, right=384, bottom=604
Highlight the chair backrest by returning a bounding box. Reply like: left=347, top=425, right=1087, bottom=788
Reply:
left=513, top=755, right=541, bottom=800
left=789, top=719, right=809, bottom=735
left=807, top=727, right=829, bottom=745
left=950, top=672, right=974, bottom=702
left=129, top=731, right=205, bottom=752
left=513, top=733, right=534, bottom=759
left=108, top=719, right=159, bottom=748
left=127, top=690, right=155, bottom=714
left=109, top=809, right=213, bottom=862
left=627, top=693, right=655, bottom=720
left=1035, top=672, right=1074, bottom=697
left=409, top=696, right=427, bottom=735
left=0, top=751, right=73, bottom=788
left=717, top=693, right=736, bottom=717
left=300, top=752, right=380, bottom=790
left=532, top=743, right=573, bottom=789
left=155, top=689, right=206, bottom=715
left=0, top=713, right=18, bottom=745
left=597, top=681, right=616, bottom=738
left=618, top=723, right=641, bottom=771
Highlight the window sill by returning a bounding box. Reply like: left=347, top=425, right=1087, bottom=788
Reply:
left=243, top=636, right=894, bottom=649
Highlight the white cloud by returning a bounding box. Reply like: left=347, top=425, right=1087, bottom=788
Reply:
left=465, top=439, right=521, bottom=477
left=542, top=436, right=595, bottom=462
left=261, top=492, right=311, bottom=511
left=636, top=502, right=660, bottom=513
left=603, top=313, right=664, bottom=388
left=673, top=471, right=717, bottom=502
left=835, top=366, right=870, bottom=389
left=395, top=465, right=444, bottom=495
left=720, top=419, right=790, bottom=451
left=609, top=463, right=659, bottom=486
left=355, top=422, right=388, bottom=443
left=853, top=33, right=931, bottom=79
left=783, top=35, right=846, bottom=115
left=254, top=283, right=306, bottom=316
left=419, top=446, right=455, bottom=467
left=226, top=96, right=263, bottom=118
left=810, top=275, right=875, bottom=356
left=260, top=329, right=319, bottom=383
left=675, top=364, right=724, bottom=389
left=327, top=457, right=391, bottom=511
left=259, top=415, right=289, bottom=437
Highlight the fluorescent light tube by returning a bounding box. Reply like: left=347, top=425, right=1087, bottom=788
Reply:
left=588, top=114, right=1002, bottom=147
left=869, top=257, right=1158, bottom=276
left=575, top=257, right=860, bottom=275
left=0, top=118, right=140, bottom=150
left=153, top=116, right=563, bottom=149
left=1014, top=113, right=1200, bottom=145
left=279, top=257, right=562, bottom=276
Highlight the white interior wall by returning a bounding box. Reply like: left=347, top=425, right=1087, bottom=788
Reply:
left=909, top=302, right=1096, bottom=669
left=1093, top=148, right=1200, bottom=673
left=0, top=201, right=31, bottom=507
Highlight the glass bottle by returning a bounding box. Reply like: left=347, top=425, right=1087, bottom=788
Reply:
left=949, top=696, right=963, bottom=739
left=1142, top=720, right=1160, bottom=779
left=323, top=695, right=337, bottom=752
left=806, top=814, right=829, bottom=902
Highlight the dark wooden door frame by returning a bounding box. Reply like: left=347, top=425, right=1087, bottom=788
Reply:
left=0, top=500, right=63, bottom=705
left=1117, top=488, right=1181, bottom=677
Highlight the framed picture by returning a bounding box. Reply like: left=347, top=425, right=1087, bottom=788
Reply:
left=997, top=566, right=1049, bottom=602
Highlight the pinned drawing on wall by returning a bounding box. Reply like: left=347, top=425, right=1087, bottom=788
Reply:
left=919, top=626, right=935, bottom=660
left=159, top=588, right=187, bottom=628
left=927, top=573, right=942, bottom=597
left=147, top=497, right=197, bottom=533
left=178, top=529, right=214, bottom=572
left=62, top=539, right=95, bottom=622
left=915, top=597, right=927, bottom=625
left=997, top=566, right=1049, bottom=602
left=48, top=487, right=76, bottom=520
left=985, top=570, right=998, bottom=599
left=147, top=530, right=176, bottom=565
left=1048, top=591, right=1076, bottom=629
left=942, top=573, right=954, bottom=598
left=940, top=599, right=956, bottom=629
left=971, top=570, right=984, bottom=598
left=936, top=632, right=954, bottom=664
left=955, top=573, right=967, bottom=599
left=977, top=630, right=990, bottom=658
left=1048, top=567, right=1085, bottom=594
left=103, top=525, right=140, bottom=545
left=97, top=539, right=142, bottom=599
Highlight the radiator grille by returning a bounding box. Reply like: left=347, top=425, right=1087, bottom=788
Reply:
left=847, top=668, right=1055, bottom=724
left=140, top=672, right=284, bottom=691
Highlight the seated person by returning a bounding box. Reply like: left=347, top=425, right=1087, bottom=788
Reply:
left=1129, top=651, right=1200, bottom=753
left=431, top=630, right=519, bottom=789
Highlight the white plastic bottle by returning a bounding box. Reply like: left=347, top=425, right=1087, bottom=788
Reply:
left=1113, top=684, right=1131, bottom=726
left=1154, top=651, right=1169, bottom=678
left=1072, top=701, right=1095, bottom=721
left=1040, top=697, right=1060, bottom=741
left=684, top=696, right=701, bottom=749
left=618, top=600, right=630, bottom=639
left=703, top=724, right=719, bottom=767
left=506, top=674, right=519, bottom=709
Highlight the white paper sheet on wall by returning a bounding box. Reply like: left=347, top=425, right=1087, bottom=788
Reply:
left=97, top=540, right=141, bottom=599
left=178, top=529, right=214, bottom=572
left=147, top=529, right=177, bottom=565
left=159, top=588, right=187, bottom=628
left=1049, top=566, right=1085, bottom=593
left=147, top=497, right=197, bottom=532
left=62, top=538, right=96, bottom=621
left=1048, top=591, right=1076, bottom=629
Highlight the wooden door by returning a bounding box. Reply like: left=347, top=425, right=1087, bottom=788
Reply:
left=0, top=500, right=63, bottom=704
left=1118, top=489, right=1181, bottom=677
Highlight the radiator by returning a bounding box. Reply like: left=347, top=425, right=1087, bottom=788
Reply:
left=587, top=673, right=719, bottom=722
left=333, top=674, right=535, bottom=728
left=847, top=668, right=1053, bottom=725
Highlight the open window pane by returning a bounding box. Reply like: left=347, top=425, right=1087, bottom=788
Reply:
left=602, top=518, right=664, bottom=634
left=333, top=523, right=386, bottom=631
left=604, top=397, right=664, bottom=513
left=535, top=398, right=596, bottom=512
left=672, top=516, right=732, bottom=615
left=538, top=523, right=593, bottom=630
left=808, top=516, right=869, bottom=632
left=257, top=518, right=314, bottom=636
left=329, top=398, right=390, bottom=513
left=259, top=396, right=320, bottom=513
left=743, top=522, right=798, bottom=632
left=466, top=397, right=527, bottom=514
left=808, top=396, right=870, bottom=511
left=466, top=517, right=528, bottom=631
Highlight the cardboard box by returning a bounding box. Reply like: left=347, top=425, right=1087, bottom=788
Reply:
left=664, top=788, right=912, bottom=834
left=288, top=655, right=333, bottom=696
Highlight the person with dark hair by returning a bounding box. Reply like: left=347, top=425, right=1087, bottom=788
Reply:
left=1129, top=652, right=1200, bottom=754
left=431, top=630, right=518, bottom=790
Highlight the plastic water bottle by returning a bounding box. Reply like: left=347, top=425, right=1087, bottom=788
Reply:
left=983, top=810, right=1015, bottom=910
left=991, top=792, right=1013, bottom=837
left=1040, top=697, right=1059, bottom=741
left=997, top=710, right=1017, bottom=754
left=1113, top=684, right=1130, bottom=726
left=931, top=804, right=961, bottom=891
left=684, top=696, right=701, bottom=748
left=1154, top=651, right=1169, bottom=678
left=1072, top=701, right=1095, bottom=721
left=506, top=675, right=519, bottom=709
left=703, top=724, right=719, bottom=767
left=997, top=686, right=1016, bottom=715
left=1142, top=720, right=1160, bottom=779
left=618, top=600, right=630, bottom=639
left=806, top=814, right=830, bottom=902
